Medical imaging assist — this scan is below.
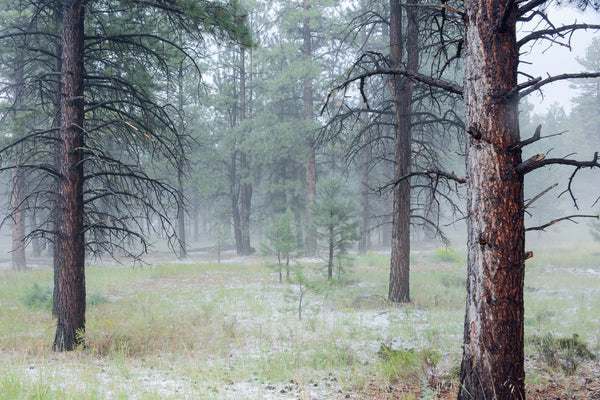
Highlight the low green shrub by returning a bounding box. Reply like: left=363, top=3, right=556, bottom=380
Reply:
left=20, top=283, right=52, bottom=310
left=440, top=274, right=466, bottom=289
left=87, top=292, right=108, bottom=307
left=529, top=333, right=597, bottom=375
left=21, top=284, right=108, bottom=311
left=377, top=343, right=440, bottom=383
left=431, top=247, right=464, bottom=264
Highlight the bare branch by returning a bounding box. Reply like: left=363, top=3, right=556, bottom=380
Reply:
left=524, top=183, right=558, bottom=209
left=517, top=124, right=541, bottom=148
left=517, top=152, right=599, bottom=175
left=517, top=72, right=600, bottom=98
left=399, top=3, right=466, bottom=18
left=526, top=214, right=598, bottom=232
left=515, top=153, right=545, bottom=174
left=517, top=0, right=548, bottom=18
left=384, top=169, right=466, bottom=190
left=518, top=23, right=600, bottom=47
left=0, top=164, right=62, bottom=178
left=322, top=67, right=462, bottom=114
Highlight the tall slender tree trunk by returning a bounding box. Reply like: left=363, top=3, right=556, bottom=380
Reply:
left=388, top=0, right=418, bottom=303
left=358, top=22, right=370, bottom=255
left=11, top=46, right=26, bottom=271
left=52, top=3, right=63, bottom=318
left=230, top=152, right=243, bottom=255
left=227, top=58, right=244, bottom=256
left=458, top=2, right=525, bottom=399
left=193, top=202, right=200, bottom=243
left=303, top=0, right=317, bottom=257
left=327, top=228, right=334, bottom=280
left=31, top=212, right=42, bottom=257
left=239, top=47, right=253, bottom=255
left=53, top=0, right=86, bottom=352
left=358, top=131, right=370, bottom=254
left=240, top=159, right=252, bottom=254
left=176, top=64, right=187, bottom=259
left=177, top=163, right=186, bottom=259
left=11, top=169, right=26, bottom=270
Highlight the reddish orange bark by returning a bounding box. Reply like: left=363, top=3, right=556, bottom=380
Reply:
left=388, top=0, right=418, bottom=303
left=458, top=1, right=525, bottom=398
left=53, top=0, right=86, bottom=352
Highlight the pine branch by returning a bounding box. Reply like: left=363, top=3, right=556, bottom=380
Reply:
left=322, top=68, right=462, bottom=113
left=526, top=214, right=598, bottom=232
left=517, top=72, right=600, bottom=98
left=516, top=152, right=599, bottom=175
left=518, top=23, right=600, bottom=47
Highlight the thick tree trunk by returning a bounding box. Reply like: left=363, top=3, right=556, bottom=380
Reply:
left=388, top=0, right=418, bottom=303
left=458, top=2, right=525, bottom=399
left=53, top=0, right=86, bottom=352
left=303, top=0, right=317, bottom=257
left=52, top=4, right=63, bottom=319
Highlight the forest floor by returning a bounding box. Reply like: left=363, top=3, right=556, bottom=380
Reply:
left=0, top=241, right=599, bottom=399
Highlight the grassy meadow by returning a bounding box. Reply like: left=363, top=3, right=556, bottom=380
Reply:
left=0, top=242, right=599, bottom=399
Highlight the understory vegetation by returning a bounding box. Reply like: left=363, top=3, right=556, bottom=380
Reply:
left=1, top=242, right=599, bottom=399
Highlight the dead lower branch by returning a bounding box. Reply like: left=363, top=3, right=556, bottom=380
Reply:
left=517, top=152, right=599, bottom=175
left=516, top=125, right=541, bottom=149
left=321, top=67, right=462, bottom=114
left=384, top=169, right=466, bottom=190
left=518, top=23, right=600, bottom=47
left=517, top=0, right=548, bottom=18
left=399, top=3, right=465, bottom=18
left=526, top=215, right=598, bottom=232
left=524, top=183, right=558, bottom=210
left=515, top=154, right=545, bottom=174
left=517, top=72, right=600, bottom=98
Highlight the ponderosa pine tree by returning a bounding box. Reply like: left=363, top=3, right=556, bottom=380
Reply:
left=53, top=0, right=85, bottom=351
left=1, top=0, right=252, bottom=351
left=325, top=0, right=600, bottom=397
left=388, top=0, right=418, bottom=303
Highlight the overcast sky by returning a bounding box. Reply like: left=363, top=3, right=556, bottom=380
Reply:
left=519, top=7, right=600, bottom=115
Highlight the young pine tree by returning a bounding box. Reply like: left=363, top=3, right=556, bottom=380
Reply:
left=310, top=177, right=359, bottom=280
left=262, top=208, right=296, bottom=282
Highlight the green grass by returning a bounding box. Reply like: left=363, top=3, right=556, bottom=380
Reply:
left=0, top=244, right=598, bottom=398
left=430, top=247, right=465, bottom=265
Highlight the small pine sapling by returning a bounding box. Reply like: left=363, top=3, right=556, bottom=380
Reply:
left=210, top=223, right=228, bottom=264
left=261, top=208, right=296, bottom=282
left=310, top=176, right=360, bottom=280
